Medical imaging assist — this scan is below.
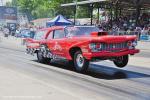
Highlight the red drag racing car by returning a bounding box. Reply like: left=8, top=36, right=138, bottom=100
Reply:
left=26, top=26, right=140, bottom=73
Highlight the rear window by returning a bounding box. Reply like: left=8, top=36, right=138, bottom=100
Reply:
left=65, top=26, right=99, bottom=37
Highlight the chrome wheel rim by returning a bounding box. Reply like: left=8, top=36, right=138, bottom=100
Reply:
left=76, top=54, right=84, bottom=68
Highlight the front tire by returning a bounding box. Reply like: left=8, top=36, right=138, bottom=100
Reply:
left=113, top=55, right=129, bottom=68
left=74, top=51, right=89, bottom=73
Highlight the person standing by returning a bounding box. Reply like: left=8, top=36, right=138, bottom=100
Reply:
left=3, top=26, right=9, bottom=38
left=135, top=27, right=142, bottom=40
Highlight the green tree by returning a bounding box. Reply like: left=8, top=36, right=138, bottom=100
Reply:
left=15, top=0, right=90, bottom=19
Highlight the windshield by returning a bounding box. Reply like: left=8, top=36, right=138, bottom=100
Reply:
left=65, top=26, right=100, bottom=37
left=34, top=30, right=48, bottom=40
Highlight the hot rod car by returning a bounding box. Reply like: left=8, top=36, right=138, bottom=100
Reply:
left=26, top=26, right=139, bottom=73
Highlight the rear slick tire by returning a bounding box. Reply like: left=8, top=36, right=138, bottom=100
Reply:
left=37, top=50, right=50, bottom=64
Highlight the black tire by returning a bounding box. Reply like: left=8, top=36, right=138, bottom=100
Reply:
left=74, top=51, right=89, bottom=73
left=68, top=60, right=75, bottom=70
left=37, top=49, right=50, bottom=64
left=113, top=55, right=129, bottom=68
left=68, top=60, right=74, bottom=66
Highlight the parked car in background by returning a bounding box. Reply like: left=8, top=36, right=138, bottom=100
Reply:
left=26, top=26, right=140, bottom=73
left=15, top=28, right=35, bottom=38
left=21, top=29, right=32, bottom=38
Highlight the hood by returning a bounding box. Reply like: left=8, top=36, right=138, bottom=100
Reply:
left=72, top=35, right=137, bottom=44
left=90, top=35, right=137, bottom=43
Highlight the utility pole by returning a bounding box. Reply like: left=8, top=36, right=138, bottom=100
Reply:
left=136, top=0, right=141, bottom=26
left=73, top=0, right=78, bottom=25
left=90, top=4, right=93, bottom=25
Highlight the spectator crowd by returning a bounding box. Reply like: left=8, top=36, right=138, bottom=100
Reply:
left=98, top=13, right=150, bottom=40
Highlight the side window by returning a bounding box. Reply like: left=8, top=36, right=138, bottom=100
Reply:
left=47, top=31, right=53, bottom=39
left=34, top=30, right=47, bottom=40
left=53, top=29, right=65, bottom=39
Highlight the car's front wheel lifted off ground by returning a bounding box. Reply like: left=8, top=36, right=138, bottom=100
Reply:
left=113, top=55, right=129, bottom=68
left=74, top=51, right=89, bottom=73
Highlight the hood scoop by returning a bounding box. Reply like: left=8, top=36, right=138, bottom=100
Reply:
left=91, top=32, right=108, bottom=37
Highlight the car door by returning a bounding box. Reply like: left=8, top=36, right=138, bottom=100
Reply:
left=51, top=29, right=66, bottom=57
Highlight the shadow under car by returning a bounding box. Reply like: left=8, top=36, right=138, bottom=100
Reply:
left=32, top=59, right=150, bottom=80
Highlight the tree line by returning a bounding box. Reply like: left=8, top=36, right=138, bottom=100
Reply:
left=6, top=0, right=90, bottom=20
